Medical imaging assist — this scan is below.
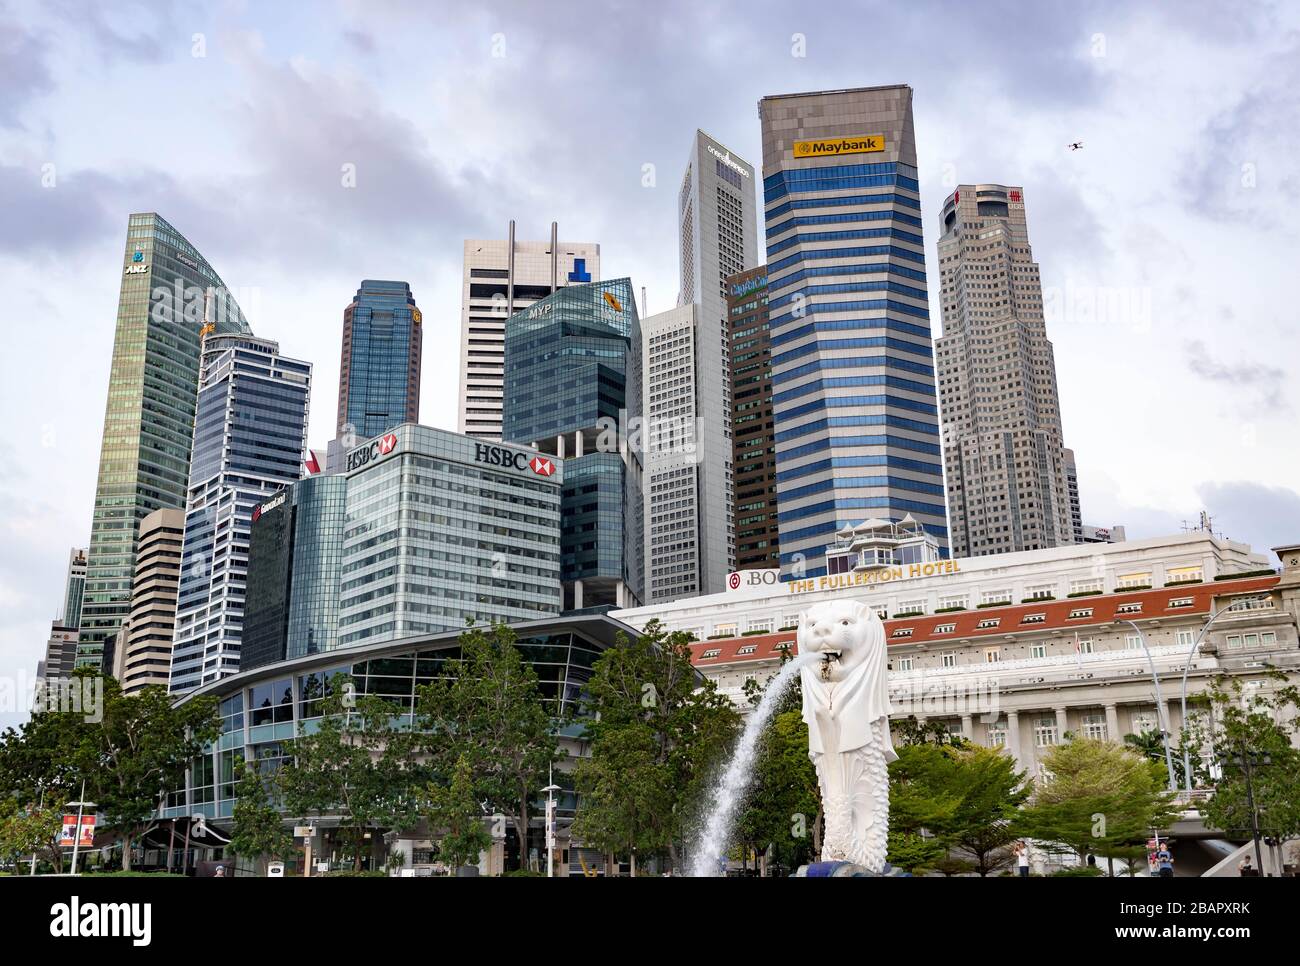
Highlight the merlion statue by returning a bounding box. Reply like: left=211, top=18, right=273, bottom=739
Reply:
left=798, top=599, right=897, bottom=873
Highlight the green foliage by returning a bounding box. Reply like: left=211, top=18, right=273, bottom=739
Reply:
left=422, top=754, right=492, bottom=871
left=893, top=716, right=968, bottom=748
left=573, top=620, right=740, bottom=870
left=734, top=709, right=820, bottom=873
left=0, top=801, right=63, bottom=873
left=1052, top=865, right=1105, bottom=876
left=228, top=759, right=294, bottom=876
left=1017, top=738, right=1179, bottom=861
left=414, top=623, right=559, bottom=865
left=277, top=683, right=421, bottom=872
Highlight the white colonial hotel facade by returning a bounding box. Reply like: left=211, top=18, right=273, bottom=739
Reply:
left=613, top=528, right=1300, bottom=777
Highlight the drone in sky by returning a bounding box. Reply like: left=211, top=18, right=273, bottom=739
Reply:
left=1069, top=141, right=1084, bottom=151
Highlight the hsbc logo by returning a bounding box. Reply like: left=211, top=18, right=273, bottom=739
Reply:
left=346, top=432, right=400, bottom=472
left=475, top=444, right=558, bottom=478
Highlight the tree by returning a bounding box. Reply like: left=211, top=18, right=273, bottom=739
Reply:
left=1017, top=737, right=1179, bottom=863
left=575, top=620, right=740, bottom=871
left=415, top=623, right=559, bottom=871
left=423, top=754, right=492, bottom=872
left=0, top=800, right=64, bottom=874
left=1195, top=673, right=1300, bottom=856
left=571, top=723, right=669, bottom=875
left=228, top=759, right=294, bottom=876
left=887, top=742, right=961, bottom=873
left=945, top=745, right=1031, bottom=875
left=278, top=686, right=421, bottom=872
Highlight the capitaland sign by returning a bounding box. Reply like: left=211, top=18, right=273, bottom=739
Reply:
left=785, top=560, right=962, bottom=595
left=730, top=275, right=767, bottom=299
left=793, top=135, right=885, bottom=158
left=346, top=432, right=399, bottom=472
left=473, top=443, right=556, bottom=478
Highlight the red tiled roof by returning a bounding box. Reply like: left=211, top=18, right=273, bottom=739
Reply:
left=688, top=575, right=1279, bottom=667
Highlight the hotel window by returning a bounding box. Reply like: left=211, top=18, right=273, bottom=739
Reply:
left=898, top=599, right=926, bottom=614
left=713, top=623, right=737, bottom=638
left=976, top=618, right=1000, bottom=629
left=985, top=647, right=1001, bottom=663
left=1078, top=639, right=1095, bottom=654
left=1261, top=631, right=1277, bottom=646
left=1228, top=595, right=1273, bottom=612
left=987, top=720, right=1008, bottom=747
left=737, top=644, right=758, bottom=655
left=1117, top=572, right=1152, bottom=589
left=684, top=628, right=703, bottom=641
left=1168, top=597, right=1195, bottom=609
left=891, top=628, right=914, bottom=639
left=1025, top=583, right=1055, bottom=600
left=1125, top=634, right=1143, bottom=650
left=870, top=603, right=889, bottom=619
left=939, top=595, right=969, bottom=610
left=1176, top=629, right=1196, bottom=648
left=1034, top=718, right=1058, bottom=747
left=1131, top=711, right=1157, bottom=734
left=774, top=640, right=795, bottom=654
left=1225, top=635, right=1242, bottom=649
left=701, top=648, right=721, bottom=659
left=1243, top=633, right=1259, bottom=648
left=1081, top=713, right=1107, bottom=741
left=934, top=622, right=956, bottom=634
left=1070, top=578, right=1103, bottom=594
left=896, top=657, right=913, bottom=672
left=1021, top=613, right=1046, bottom=624
left=747, top=618, right=774, bottom=634
left=1116, top=602, right=1142, bottom=614
left=941, top=653, right=957, bottom=668
left=1031, top=644, right=1047, bottom=659
left=1165, top=566, right=1203, bottom=584
left=981, top=590, right=1012, bottom=606
left=782, top=615, right=800, bottom=629
left=1068, top=607, right=1093, bottom=619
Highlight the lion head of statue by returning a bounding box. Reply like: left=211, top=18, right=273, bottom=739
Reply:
left=797, top=599, right=884, bottom=683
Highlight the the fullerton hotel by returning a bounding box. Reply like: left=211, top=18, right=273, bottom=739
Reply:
left=612, top=526, right=1300, bottom=776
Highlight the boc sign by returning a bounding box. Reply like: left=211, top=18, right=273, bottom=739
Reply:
left=725, top=569, right=781, bottom=593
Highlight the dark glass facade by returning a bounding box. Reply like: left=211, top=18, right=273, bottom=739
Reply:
left=243, top=475, right=348, bottom=672
left=502, top=279, right=644, bottom=609
left=337, top=280, right=422, bottom=439
left=77, top=213, right=250, bottom=668
left=726, top=267, right=779, bottom=569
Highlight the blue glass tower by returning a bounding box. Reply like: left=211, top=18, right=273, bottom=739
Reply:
left=758, top=86, right=947, bottom=578
left=503, top=278, right=644, bottom=610
left=337, top=280, right=422, bottom=439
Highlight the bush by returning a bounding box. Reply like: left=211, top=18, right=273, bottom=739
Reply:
left=1163, top=579, right=1202, bottom=587
left=934, top=606, right=966, bottom=614
left=1022, top=596, right=1055, bottom=603
left=893, top=610, right=924, bottom=619
left=1114, top=585, right=1151, bottom=592
left=1215, top=569, right=1278, bottom=580
left=1067, top=590, right=1102, bottom=598
left=977, top=601, right=1010, bottom=609
left=323, top=870, right=387, bottom=877
left=1052, top=865, right=1105, bottom=877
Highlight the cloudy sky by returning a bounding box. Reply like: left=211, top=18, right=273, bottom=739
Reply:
left=2, top=0, right=1299, bottom=728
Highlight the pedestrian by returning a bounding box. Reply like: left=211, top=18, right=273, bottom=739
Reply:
left=1238, top=854, right=1254, bottom=876
left=1016, top=841, right=1030, bottom=878
left=1155, top=846, right=1173, bottom=878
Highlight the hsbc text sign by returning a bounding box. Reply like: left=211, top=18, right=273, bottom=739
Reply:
left=346, top=432, right=399, bottom=472
left=474, top=443, right=557, bottom=478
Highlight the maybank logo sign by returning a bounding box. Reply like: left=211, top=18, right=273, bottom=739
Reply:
left=602, top=291, right=623, bottom=313
left=794, top=135, right=885, bottom=158
left=706, top=144, right=750, bottom=178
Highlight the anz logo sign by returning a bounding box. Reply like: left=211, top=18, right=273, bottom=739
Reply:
left=346, top=432, right=399, bottom=472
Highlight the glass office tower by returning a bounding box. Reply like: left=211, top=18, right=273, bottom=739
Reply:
left=169, top=334, right=311, bottom=693
left=503, top=278, right=644, bottom=610
left=336, top=280, right=422, bottom=439
left=77, top=213, right=250, bottom=668
left=758, top=86, right=947, bottom=578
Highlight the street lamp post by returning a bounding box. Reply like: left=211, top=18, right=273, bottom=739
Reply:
left=1178, top=606, right=1244, bottom=793
left=1119, top=620, right=1178, bottom=792
left=1230, top=744, right=1270, bottom=876
left=29, top=783, right=45, bottom=877
left=67, top=780, right=96, bottom=877
left=542, top=764, right=561, bottom=880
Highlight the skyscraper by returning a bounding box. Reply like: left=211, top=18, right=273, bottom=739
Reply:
left=336, top=280, right=421, bottom=440
left=169, top=334, right=311, bottom=693
left=725, top=267, right=779, bottom=570
left=58, top=548, right=87, bottom=630
left=121, top=508, right=185, bottom=693
left=458, top=223, right=600, bottom=441
left=673, top=131, right=759, bottom=590
left=936, top=184, right=1077, bottom=556
left=758, top=86, right=946, bottom=578
left=77, top=213, right=250, bottom=669
left=503, top=278, right=644, bottom=610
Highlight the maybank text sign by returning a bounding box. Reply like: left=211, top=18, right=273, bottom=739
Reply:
left=793, top=135, right=885, bottom=158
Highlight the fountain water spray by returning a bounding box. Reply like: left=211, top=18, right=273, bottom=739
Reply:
left=690, top=651, right=817, bottom=877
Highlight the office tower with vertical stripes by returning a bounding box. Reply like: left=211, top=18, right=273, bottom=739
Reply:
left=169, top=334, right=311, bottom=693
left=121, top=507, right=185, bottom=693
left=458, top=224, right=600, bottom=441
left=336, top=280, right=421, bottom=440
left=758, top=86, right=946, bottom=578
left=936, top=184, right=1078, bottom=556
left=77, top=213, right=251, bottom=669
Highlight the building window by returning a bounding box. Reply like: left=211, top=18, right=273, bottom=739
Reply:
left=1035, top=718, right=1058, bottom=747
left=1176, top=629, right=1196, bottom=648
left=1243, top=633, right=1259, bottom=647
left=1070, top=578, right=1103, bottom=595
left=1068, top=607, right=1093, bottom=619
left=891, top=628, right=914, bottom=639
left=1117, top=572, right=1152, bottom=589
left=1261, top=631, right=1277, bottom=646
left=939, top=595, right=969, bottom=610
left=774, top=640, right=795, bottom=654
left=1025, top=584, right=1055, bottom=600
left=1225, top=635, right=1242, bottom=649
left=1078, top=638, right=1094, bottom=654
left=985, top=648, right=1001, bottom=663
left=1081, top=713, right=1107, bottom=741
left=1021, top=613, right=1046, bottom=624
left=737, top=644, right=757, bottom=655
left=941, top=653, right=957, bottom=668
left=898, top=599, right=926, bottom=615
left=713, top=623, right=737, bottom=638
left=1227, top=595, right=1274, bottom=612
left=1116, top=602, right=1142, bottom=615
left=934, top=622, right=956, bottom=634
left=1124, top=634, right=1143, bottom=650
left=987, top=720, right=1008, bottom=748
left=1165, top=566, right=1203, bottom=584
left=1031, top=644, right=1046, bottom=659
left=981, top=590, right=1012, bottom=606
left=976, top=618, right=1000, bottom=630
left=896, top=657, right=913, bottom=672
left=1168, top=597, right=1195, bottom=609
left=701, top=648, right=721, bottom=659
left=747, top=619, right=774, bottom=634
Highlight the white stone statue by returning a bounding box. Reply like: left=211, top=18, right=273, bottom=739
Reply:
left=798, top=599, right=897, bottom=873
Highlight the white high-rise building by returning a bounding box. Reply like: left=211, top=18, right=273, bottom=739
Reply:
left=936, top=184, right=1077, bottom=557
left=653, top=130, right=757, bottom=600
left=457, top=222, right=599, bottom=441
